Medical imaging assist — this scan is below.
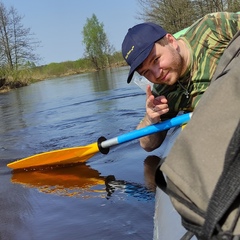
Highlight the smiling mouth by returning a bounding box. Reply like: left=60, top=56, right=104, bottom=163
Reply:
left=160, top=72, right=169, bottom=82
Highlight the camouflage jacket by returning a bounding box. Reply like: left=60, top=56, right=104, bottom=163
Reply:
left=152, top=12, right=240, bottom=121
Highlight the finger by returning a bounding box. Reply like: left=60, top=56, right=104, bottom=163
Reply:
left=146, top=85, right=155, bottom=109
left=154, top=95, right=168, bottom=105
left=152, top=105, right=169, bottom=115
left=146, top=85, right=152, bottom=99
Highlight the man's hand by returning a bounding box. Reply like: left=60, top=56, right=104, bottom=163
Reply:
left=145, top=85, right=169, bottom=124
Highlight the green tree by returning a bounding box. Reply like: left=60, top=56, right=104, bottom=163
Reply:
left=82, top=14, right=114, bottom=70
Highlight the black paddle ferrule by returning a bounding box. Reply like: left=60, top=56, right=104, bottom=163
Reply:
left=97, top=136, right=110, bottom=154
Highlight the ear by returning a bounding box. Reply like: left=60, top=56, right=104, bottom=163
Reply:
left=165, top=33, right=179, bottom=50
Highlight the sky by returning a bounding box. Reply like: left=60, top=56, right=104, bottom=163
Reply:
left=2, top=0, right=142, bottom=65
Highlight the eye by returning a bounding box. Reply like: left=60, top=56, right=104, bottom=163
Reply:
left=141, top=70, right=148, bottom=77
left=154, top=56, right=160, bottom=64
left=142, top=70, right=151, bottom=79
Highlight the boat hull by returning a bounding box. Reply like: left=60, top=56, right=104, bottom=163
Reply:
left=153, top=126, right=192, bottom=239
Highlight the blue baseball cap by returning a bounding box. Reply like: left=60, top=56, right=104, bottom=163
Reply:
left=122, top=22, right=167, bottom=83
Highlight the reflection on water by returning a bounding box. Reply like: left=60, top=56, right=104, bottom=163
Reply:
left=144, top=155, right=161, bottom=192
left=0, top=67, right=159, bottom=240
left=11, top=164, right=106, bottom=198
left=11, top=162, right=156, bottom=202
left=105, top=175, right=155, bottom=202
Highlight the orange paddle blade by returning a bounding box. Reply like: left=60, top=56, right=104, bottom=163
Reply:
left=7, top=142, right=99, bottom=170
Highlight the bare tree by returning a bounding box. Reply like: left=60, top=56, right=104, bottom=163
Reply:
left=194, top=0, right=240, bottom=12
left=0, top=2, right=11, bottom=68
left=137, top=0, right=197, bottom=33
left=0, top=2, right=40, bottom=71
left=137, top=0, right=240, bottom=33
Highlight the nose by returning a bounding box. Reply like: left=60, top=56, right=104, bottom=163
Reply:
left=149, top=67, right=161, bottom=82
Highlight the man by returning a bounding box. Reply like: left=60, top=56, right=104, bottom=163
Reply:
left=121, top=12, right=240, bottom=152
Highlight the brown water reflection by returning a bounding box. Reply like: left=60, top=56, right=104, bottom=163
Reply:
left=11, top=157, right=159, bottom=200
left=11, top=164, right=106, bottom=198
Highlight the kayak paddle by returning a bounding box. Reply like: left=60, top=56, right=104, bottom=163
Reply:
left=7, top=113, right=192, bottom=170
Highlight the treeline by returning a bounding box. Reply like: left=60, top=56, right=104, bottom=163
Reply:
left=31, top=52, right=125, bottom=81
left=0, top=51, right=125, bottom=92
left=137, top=0, right=240, bottom=33
left=0, top=1, right=125, bottom=92
left=1, top=0, right=240, bottom=92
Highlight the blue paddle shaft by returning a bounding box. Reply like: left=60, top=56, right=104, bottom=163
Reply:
left=101, top=113, right=192, bottom=149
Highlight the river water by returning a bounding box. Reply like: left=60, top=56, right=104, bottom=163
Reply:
left=0, top=66, right=167, bottom=240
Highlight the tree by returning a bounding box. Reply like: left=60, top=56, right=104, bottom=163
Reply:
left=137, top=0, right=240, bottom=33
left=193, top=0, right=240, bottom=14
left=82, top=14, right=114, bottom=70
left=137, top=0, right=196, bottom=33
left=0, top=2, right=40, bottom=71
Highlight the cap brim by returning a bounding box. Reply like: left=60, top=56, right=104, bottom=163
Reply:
left=126, top=43, right=154, bottom=84
left=127, top=71, right=134, bottom=84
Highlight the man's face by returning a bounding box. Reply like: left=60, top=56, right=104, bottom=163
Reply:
left=137, top=35, right=184, bottom=85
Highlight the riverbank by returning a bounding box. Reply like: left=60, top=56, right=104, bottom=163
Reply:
left=0, top=76, right=31, bottom=93
left=0, top=60, right=127, bottom=94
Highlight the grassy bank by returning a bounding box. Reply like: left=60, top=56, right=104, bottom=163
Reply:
left=0, top=52, right=126, bottom=93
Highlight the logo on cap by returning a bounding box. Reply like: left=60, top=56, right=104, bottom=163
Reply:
left=125, top=46, right=134, bottom=60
